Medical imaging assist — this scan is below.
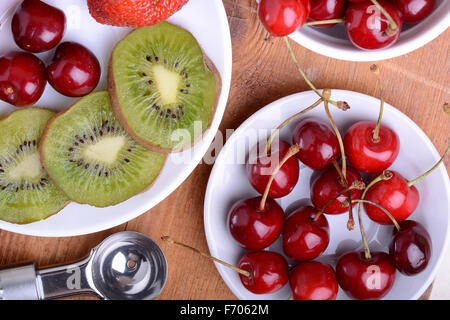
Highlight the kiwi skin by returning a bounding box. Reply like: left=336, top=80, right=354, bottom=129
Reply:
left=39, top=92, right=167, bottom=208
left=0, top=108, right=70, bottom=224
left=108, top=24, right=222, bottom=154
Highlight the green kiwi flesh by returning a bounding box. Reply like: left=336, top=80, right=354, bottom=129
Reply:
left=109, top=22, right=220, bottom=152
left=40, top=91, right=167, bottom=207
left=0, top=108, right=69, bottom=224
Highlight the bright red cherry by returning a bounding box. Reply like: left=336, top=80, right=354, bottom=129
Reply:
left=0, top=52, right=46, bottom=107
left=258, top=0, right=311, bottom=36
left=47, top=42, right=101, bottom=97
left=344, top=121, right=399, bottom=173
left=238, top=251, right=289, bottom=294
left=246, top=140, right=299, bottom=198
left=336, top=251, right=396, bottom=300
left=282, top=206, right=329, bottom=261
left=364, top=171, right=419, bottom=224
left=289, top=261, right=338, bottom=300
left=292, top=118, right=340, bottom=170
left=311, top=165, right=363, bottom=214
left=390, top=220, right=432, bottom=275
left=392, top=0, right=435, bottom=24
left=12, top=0, right=66, bottom=53
left=345, top=0, right=403, bottom=50
left=228, top=197, right=285, bottom=250
left=308, top=0, right=347, bottom=28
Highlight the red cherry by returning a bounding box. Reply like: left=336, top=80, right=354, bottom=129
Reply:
left=258, top=0, right=311, bottom=36
left=228, top=197, right=285, bottom=250
left=311, top=165, right=363, bottom=214
left=282, top=206, right=329, bottom=261
left=246, top=140, right=299, bottom=198
left=344, top=121, right=399, bottom=173
left=289, top=261, right=338, bottom=300
left=292, top=118, right=340, bottom=170
left=392, top=0, right=435, bottom=24
left=308, top=0, right=347, bottom=28
left=12, top=0, right=66, bottom=53
left=364, top=171, right=419, bottom=224
left=390, top=220, right=432, bottom=275
left=336, top=251, right=396, bottom=300
left=238, top=251, right=289, bottom=294
left=345, top=0, right=403, bottom=50
left=47, top=42, right=101, bottom=97
left=0, top=51, right=46, bottom=107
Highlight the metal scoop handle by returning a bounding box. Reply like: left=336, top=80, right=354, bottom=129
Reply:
left=36, top=252, right=98, bottom=299
left=0, top=250, right=99, bottom=300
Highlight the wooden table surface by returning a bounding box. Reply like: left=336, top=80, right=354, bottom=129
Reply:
left=0, top=0, right=449, bottom=300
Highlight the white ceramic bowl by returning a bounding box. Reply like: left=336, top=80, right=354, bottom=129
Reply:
left=0, top=0, right=232, bottom=237
left=289, top=0, right=450, bottom=61
left=204, top=90, right=450, bottom=300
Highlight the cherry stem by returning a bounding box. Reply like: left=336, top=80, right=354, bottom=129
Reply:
left=313, top=180, right=366, bottom=222
left=282, top=36, right=349, bottom=110
left=444, top=103, right=449, bottom=116
left=370, top=64, right=384, bottom=143
left=407, top=143, right=450, bottom=187
left=353, top=198, right=371, bottom=260
left=325, top=100, right=346, bottom=179
left=266, top=95, right=327, bottom=154
left=369, top=0, right=398, bottom=36
left=332, top=159, right=354, bottom=230
left=161, top=236, right=252, bottom=279
left=304, top=18, right=345, bottom=26
left=259, top=144, right=300, bottom=211
left=352, top=199, right=400, bottom=231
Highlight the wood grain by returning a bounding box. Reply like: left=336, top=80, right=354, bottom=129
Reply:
left=0, top=0, right=448, bottom=300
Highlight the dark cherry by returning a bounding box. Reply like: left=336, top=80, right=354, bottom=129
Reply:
left=308, top=0, right=347, bottom=28
left=258, top=0, right=311, bottom=36
left=12, top=0, right=66, bottom=53
left=228, top=196, right=285, bottom=250
left=364, top=171, right=419, bottom=224
left=390, top=220, right=432, bottom=275
left=0, top=51, right=46, bottom=107
left=345, top=0, right=403, bottom=50
left=246, top=140, right=299, bottom=198
left=292, top=117, right=340, bottom=170
left=289, top=261, right=338, bottom=300
left=393, top=0, right=435, bottom=24
left=311, top=165, right=363, bottom=214
left=238, top=251, right=289, bottom=294
left=47, top=42, right=101, bottom=97
left=282, top=206, right=329, bottom=261
left=344, top=121, right=399, bottom=173
left=336, top=251, right=396, bottom=300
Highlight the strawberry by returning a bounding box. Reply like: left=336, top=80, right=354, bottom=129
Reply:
left=87, top=0, right=189, bottom=27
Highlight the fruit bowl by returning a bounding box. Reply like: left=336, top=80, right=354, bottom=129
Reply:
left=0, top=0, right=232, bottom=236
left=204, top=90, right=450, bottom=299
left=289, top=0, right=450, bottom=61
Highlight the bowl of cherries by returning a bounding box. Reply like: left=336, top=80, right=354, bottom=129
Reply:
left=195, top=67, right=449, bottom=300
left=257, top=0, right=450, bottom=61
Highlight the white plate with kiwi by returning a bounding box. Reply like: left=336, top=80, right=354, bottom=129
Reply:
left=0, top=0, right=232, bottom=236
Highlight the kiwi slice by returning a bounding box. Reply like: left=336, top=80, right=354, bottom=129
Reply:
left=109, top=22, right=221, bottom=152
left=0, top=108, right=69, bottom=224
left=40, top=91, right=167, bottom=207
